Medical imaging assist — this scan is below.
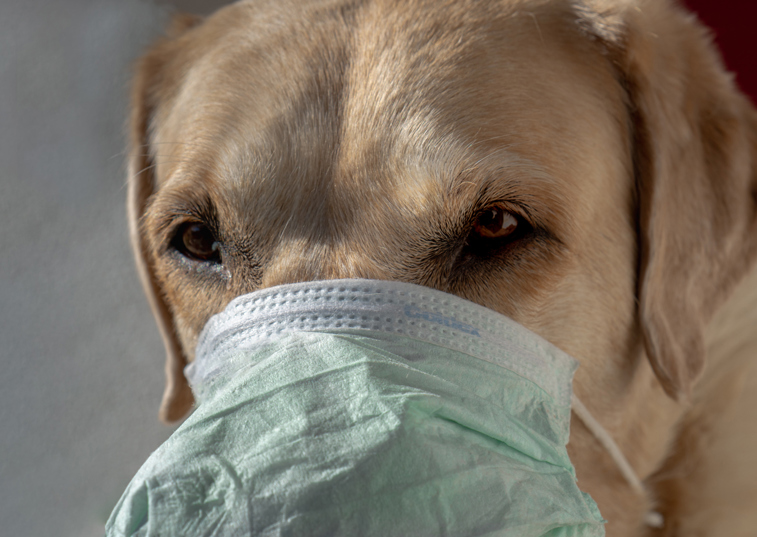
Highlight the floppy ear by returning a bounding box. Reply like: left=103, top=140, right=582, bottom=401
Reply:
left=611, top=0, right=757, bottom=399
left=127, top=14, right=202, bottom=423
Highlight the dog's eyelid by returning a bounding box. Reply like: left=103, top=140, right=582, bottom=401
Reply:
left=168, top=214, right=214, bottom=232
left=469, top=197, right=534, bottom=229
left=147, top=185, right=219, bottom=229
left=150, top=192, right=222, bottom=240
left=154, top=214, right=208, bottom=248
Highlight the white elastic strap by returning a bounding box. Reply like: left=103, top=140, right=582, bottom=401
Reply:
left=571, top=395, right=664, bottom=529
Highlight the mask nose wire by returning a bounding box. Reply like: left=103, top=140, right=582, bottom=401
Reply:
left=571, top=395, right=665, bottom=529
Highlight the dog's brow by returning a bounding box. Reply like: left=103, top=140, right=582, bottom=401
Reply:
left=446, top=150, right=557, bottom=198
left=146, top=186, right=219, bottom=239
left=430, top=147, right=568, bottom=240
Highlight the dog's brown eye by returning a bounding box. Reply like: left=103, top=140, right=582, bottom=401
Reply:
left=173, top=222, right=221, bottom=262
left=472, top=206, right=519, bottom=239
left=456, top=205, right=533, bottom=268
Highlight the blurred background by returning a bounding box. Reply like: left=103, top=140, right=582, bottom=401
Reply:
left=0, top=2, right=232, bottom=536
left=0, top=1, right=753, bottom=536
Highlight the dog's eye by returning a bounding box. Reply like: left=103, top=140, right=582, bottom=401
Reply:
left=172, top=222, right=221, bottom=263
left=472, top=206, right=519, bottom=240
left=461, top=205, right=533, bottom=262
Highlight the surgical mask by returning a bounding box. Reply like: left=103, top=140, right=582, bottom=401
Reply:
left=106, top=279, right=607, bottom=536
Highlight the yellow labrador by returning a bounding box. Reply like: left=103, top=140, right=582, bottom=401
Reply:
left=126, top=0, right=757, bottom=534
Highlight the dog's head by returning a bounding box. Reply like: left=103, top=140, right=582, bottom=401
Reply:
left=127, top=0, right=756, bottom=523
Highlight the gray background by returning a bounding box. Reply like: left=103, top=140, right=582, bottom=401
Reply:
left=0, top=1, right=231, bottom=536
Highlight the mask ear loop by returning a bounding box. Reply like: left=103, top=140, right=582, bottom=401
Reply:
left=571, top=395, right=665, bottom=529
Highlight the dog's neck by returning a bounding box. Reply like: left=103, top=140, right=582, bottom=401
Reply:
left=570, top=264, right=757, bottom=536
left=569, top=353, right=679, bottom=535
left=647, top=264, right=757, bottom=535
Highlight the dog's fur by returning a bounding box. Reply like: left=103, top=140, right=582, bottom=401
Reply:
left=126, top=1, right=757, bottom=535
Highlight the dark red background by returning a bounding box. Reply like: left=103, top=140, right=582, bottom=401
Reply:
left=682, top=0, right=757, bottom=103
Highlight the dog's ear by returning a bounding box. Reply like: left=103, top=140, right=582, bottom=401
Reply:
left=127, top=14, right=202, bottom=423
left=591, top=0, right=757, bottom=399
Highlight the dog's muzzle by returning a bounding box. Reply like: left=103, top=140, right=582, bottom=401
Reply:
left=106, top=279, right=606, bottom=536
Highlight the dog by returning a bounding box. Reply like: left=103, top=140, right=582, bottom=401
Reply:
left=125, top=0, right=757, bottom=534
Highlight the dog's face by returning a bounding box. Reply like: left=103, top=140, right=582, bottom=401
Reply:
left=136, top=0, right=640, bottom=404
left=129, top=0, right=757, bottom=532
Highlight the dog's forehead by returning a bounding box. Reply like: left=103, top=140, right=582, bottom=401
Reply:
left=155, top=0, right=628, bottom=239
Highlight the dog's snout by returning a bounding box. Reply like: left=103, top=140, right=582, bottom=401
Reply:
left=260, top=240, right=388, bottom=289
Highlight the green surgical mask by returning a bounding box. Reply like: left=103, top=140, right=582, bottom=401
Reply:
left=106, top=279, right=605, bottom=536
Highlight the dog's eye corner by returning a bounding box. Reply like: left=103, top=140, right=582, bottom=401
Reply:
left=170, top=222, right=222, bottom=263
